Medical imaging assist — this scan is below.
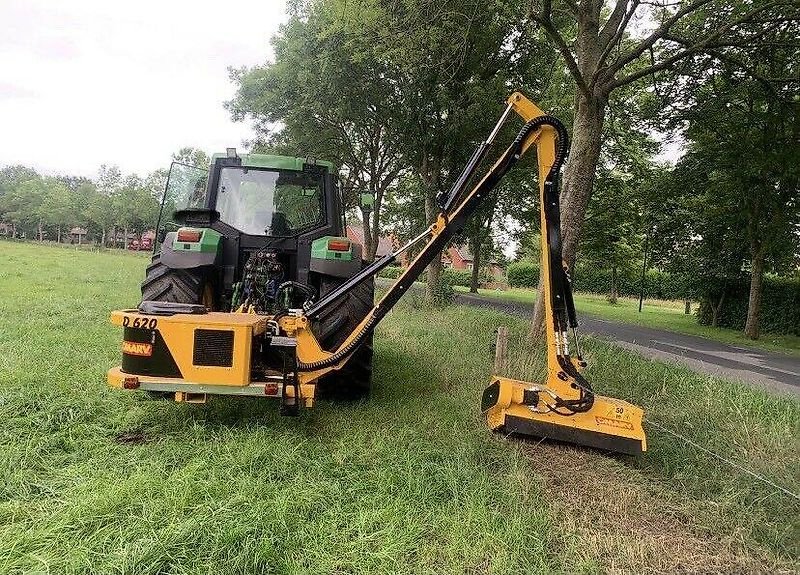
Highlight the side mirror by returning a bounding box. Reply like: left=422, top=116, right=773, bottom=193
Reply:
left=157, top=227, right=167, bottom=243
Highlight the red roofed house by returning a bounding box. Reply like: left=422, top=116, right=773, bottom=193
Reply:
left=444, top=243, right=505, bottom=279
left=346, top=224, right=397, bottom=259
left=443, top=244, right=473, bottom=270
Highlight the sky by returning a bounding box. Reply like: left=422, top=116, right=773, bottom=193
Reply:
left=0, top=0, right=288, bottom=178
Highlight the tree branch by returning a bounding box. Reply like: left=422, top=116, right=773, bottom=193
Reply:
left=596, top=0, right=640, bottom=71
left=599, top=0, right=632, bottom=48
left=608, top=0, right=791, bottom=89
left=606, top=0, right=715, bottom=77
left=530, top=0, right=590, bottom=96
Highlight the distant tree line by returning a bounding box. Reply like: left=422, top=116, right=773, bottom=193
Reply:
left=0, top=147, right=209, bottom=248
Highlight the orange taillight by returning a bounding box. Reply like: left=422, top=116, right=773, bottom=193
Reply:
left=327, top=239, right=351, bottom=252
left=177, top=229, right=202, bottom=243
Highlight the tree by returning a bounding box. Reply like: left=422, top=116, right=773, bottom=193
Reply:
left=527, top=0, right=798, bottom=330
left=39, top=179, right=75, bottom=243
left=82, top=188, right=113, bottom=247
left=90, top=165, right=123, bottom=247
left=579, top=167, right=643, bottom=303
left=655, top=11, right=800, bottom=338
left=172, top=147, right=210, bottom=169
left=0, top=166, right=39, bottom=237
left=676, top=91, right=798, bottom=337
left=340, top=0, right=557, bottom=302
left=227, top=6, right=403, bottom=262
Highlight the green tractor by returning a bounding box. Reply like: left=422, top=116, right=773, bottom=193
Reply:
left=146, top=150, right=374, bottom=397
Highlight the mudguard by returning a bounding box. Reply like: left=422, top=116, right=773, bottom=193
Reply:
left=159, top=231, right=221, bottom=269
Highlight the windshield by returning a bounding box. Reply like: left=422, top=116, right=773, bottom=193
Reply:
left=163, top=162, right=210, bottom=213
left=216, top=167, right=324, bottom=236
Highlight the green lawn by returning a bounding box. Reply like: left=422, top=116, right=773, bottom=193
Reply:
left=1, top=241, right=798, bottom=574
left=455, top=286, right=800, bottom=356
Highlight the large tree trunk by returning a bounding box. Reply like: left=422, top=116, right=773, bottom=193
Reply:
left=469, top=233, right=481, bottom=293
left=744, top=249, right=765, bottom=339
left=57, top=226, right=61, bottom=243
left=38, top=219, right=44, bottom=241
left=424, top=191, right=443, bottom=303
left=359, top=207, right=377, bottom=263
left=531, top=94, right=606, bottom=334
left=710, top=291, right=726, bottom=328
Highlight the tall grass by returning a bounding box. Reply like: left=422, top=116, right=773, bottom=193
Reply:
left=0, top=242, right=797, bottom=574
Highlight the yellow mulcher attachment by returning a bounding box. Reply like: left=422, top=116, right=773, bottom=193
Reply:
left=480, top=95, right=647, bottom=455
left=108, top=92, right=645, bottom=455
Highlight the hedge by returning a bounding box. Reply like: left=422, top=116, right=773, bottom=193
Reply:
left=696, top=275, right=800, bottom=335
left=506, top=261, right=693, bottom=300
left=571, top=267, right=693, bottom=301
left=375, top=265, right=455, bottom=305
left=507, top=261, right=539, bottom=287
left=377, top=266, right=403, bottom=280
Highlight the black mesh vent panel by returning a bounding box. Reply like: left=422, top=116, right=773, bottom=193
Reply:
left=193, top=329, right=234, bottom=367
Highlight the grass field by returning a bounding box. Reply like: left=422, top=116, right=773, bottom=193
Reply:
left=1, top=241, right=798, bottom=574
left=455, top=286, right=800, bottom=357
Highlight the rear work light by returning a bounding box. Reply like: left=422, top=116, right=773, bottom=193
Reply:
left=177, top=229, right=202, bottom=243
left=327, top=238, right=351, bottom=252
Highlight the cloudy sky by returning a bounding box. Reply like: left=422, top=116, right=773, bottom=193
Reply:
left=0, top=1, right=288, bottom=178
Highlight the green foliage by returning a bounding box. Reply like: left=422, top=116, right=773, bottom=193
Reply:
left=378, top=267, right=482, bottom=290
left=514, top=231, right=541, bottom=263
left=573, top=266, right=692, bottom=301
left=377, top=266, right=403, bottom=280
left=697, top=276, right=800, bottom=336
left=428, top=270, right=455, bottom=307
left=172, top=147, right=210, bottom=169
left=507, top=261, right=539, bottom=288
left=439, top=268, right=472, bottom=289
left=0, top=149, right=195, bottom=245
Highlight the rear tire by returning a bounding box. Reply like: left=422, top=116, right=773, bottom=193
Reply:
left=140, top=253, right=213, bottom=307
left=140, top=253, right=213, bottom=401
left=313, top=275, right=375, bottom=400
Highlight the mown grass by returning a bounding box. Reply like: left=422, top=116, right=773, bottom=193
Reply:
left=455, top=285, right=800, bottom=357
left=1, top=241, right=798, bottom=574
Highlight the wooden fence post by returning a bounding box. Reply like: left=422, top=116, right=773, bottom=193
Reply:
left=494, top=326, right=508, bottom=374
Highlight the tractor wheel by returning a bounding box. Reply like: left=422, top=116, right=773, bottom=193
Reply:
left=313, top=275, right=375, bottom=400
left=140, top=253, right=214, bottom=308
left=139, top=254, right=214, bottom=401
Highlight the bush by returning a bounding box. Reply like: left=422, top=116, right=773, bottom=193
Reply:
left=430, top=272, right=455, bottom=306
left=571, top=266, right=693, bottom=301
left=507, top=261, right=539, bottom=287
left=379, top=265, right=492, bottom=290
left=441, top=268, right=472, bottom=288
left=377, top=266, right=403, bottom=280
left=697, top=275, right=800, bottom=335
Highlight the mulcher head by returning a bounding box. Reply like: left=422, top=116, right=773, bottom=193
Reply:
left=482, top=376, right=647, bottom=456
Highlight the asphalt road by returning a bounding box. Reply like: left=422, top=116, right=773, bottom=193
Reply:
left=455, top=292, right=800, bottom=397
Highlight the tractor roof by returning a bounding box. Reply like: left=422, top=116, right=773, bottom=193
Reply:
left=211, top=152, right=334, bottom=172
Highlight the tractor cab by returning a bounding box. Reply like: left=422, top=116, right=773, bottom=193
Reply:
left=152, top=151, right=358, bottom=314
